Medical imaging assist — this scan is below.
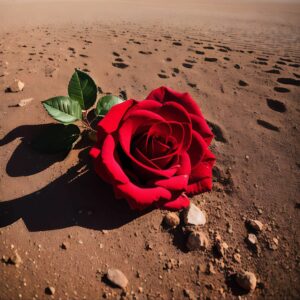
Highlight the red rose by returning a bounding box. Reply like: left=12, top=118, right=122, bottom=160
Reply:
left=89, top=87, right=215, bottom=210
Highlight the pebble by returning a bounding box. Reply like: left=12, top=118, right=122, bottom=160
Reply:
left=235, top=271, right=257, bottom=292
left=247, top=219, right=264, bottom=232
left=183, top=203, right=206, bottom=226
left=7, top=80, right=25, bottom=92
left=247, top=234, right=258, bottom=245
left=106, top=268, right=128, bottom=289
left=16, top=98, right=33, bottom=108
left=60, top=242, right=69, bottom=250
left=186, top=231, right=209, bottom=251
left=233, top=253, right=241, bottom=263
left=45, top=286, right=55, bottom=295
left=163, top=212, right=180, bottom=228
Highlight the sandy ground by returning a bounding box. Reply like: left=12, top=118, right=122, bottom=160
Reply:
left=0, top=0, right=300, bottom=299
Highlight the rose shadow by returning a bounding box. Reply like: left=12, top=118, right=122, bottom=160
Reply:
left=0, top=126, right=147, bottom=231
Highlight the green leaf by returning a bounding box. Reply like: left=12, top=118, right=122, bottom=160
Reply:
left=68, top=69, right=97, bottom=110
left=32, top=124, right=80, bottom=154
left=42, top=96, right=82, bottom=123
left=96, top=95, right=124, bottom=116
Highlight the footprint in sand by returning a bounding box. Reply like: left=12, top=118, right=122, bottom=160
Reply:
left=79, top=54, right=89, bottom=58
left=182, top=63, right=193, bottom=69
left=293, top=73, right=300, bottom=78
left=205, top=57, right=218, bottom=62
left=173, top=42, right=182, bottom=46
left=158, top=73, right=170, bottom=79
left=207, top=121, right=227, bottom=143
left=238, top=80, right=248, bottom=87
left=234, top=64, right=240, bottom=69
left=203, top=46, right=214, bottom=50
left=112, top=62, right=129, bottom=69
left=139, top=51, right=152, bottom=55
left=115, top=58, right=124, bottom=62
left=195, top=50, right=205, bottom=55
left=265, top=69, right=280, bottom=74
left=266, top=99, right=286, bottom=113
left=274, top=86, right=290, bottom=93
left=112, top=51, right=120, bottom=57
left=187, top=82, right=197, bottom=88
left=277, top=78, right=300, bottom=86
left=257, top=119, right=280, bottom=132
left=173, top=68, right=180, bottom=74
left=166, top=57, right=172, bottom=62
left=289, top=63, right=299, bottom=68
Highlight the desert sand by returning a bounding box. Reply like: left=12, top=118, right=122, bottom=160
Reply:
left=0, top=0, right=300, bottom=299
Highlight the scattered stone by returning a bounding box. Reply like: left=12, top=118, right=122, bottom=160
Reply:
left=247, top=219, right=264, bottom=233
left=183, top=288, right=196, bottom=300
left=18, top=98, right=33, bottom=107
left=186, top=231, right=209, bottom=251
left=45, top=286, right=55, bottom=295
left=235, top=271, right=257, bottom=292
left=106, top=268, right=128, bottom=289
left=206, top=262, right=216, bottom=274
left=145, top=241, right=153, bottom=251
left=247, top=234, right=258, bottom=245
left=163, top=212, right=180, bottom=228
left=233, top=253, right=241, bottom=263
left=214, top=233, right=228, bottom=257
left=6, top=80, right=25, bottom=92
left=60, top=241, right=70, bottom=250
left=183, top=203, right=206, bottom=226
left=268, top=237, right=279, bottom=250
left=2, top=251, right=23, bottom=267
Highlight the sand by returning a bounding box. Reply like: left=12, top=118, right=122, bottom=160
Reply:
left=0, top=0, right=300, bottom=299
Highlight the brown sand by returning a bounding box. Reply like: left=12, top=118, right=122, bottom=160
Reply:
left=0, top=0, right=300, bottom=299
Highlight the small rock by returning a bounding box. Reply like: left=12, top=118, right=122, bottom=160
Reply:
left=206, top=262, right=216, bottom=274
left=183, top=203, right=206, bottom=226
left=106, top=268, right=128, bottom=289
left=214, top=233, right=228, bottom=257
left=45, top=286, right=55, bottom=295
left=183, top=288, right=196, bottom=300
left=60, top=242, right=69, bottom=250
left=186, top=231, right=209, bottom=251
left=247, top=219, right=264, bottom=233
left=235, top=271, right=257, bottom=292
left=247, top=234, right=258, bottom=245
left=233, top=253, right=241, bottom=263
left=163, top=212, right=180, bottom=228
left=18, top=98, right=33, bottom=107
left=7, top=80, right=25, bottom=92
left=9, top=251, right=22, bottom=267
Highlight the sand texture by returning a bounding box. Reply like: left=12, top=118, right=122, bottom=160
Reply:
left=0, top=0, right=300, bottom=299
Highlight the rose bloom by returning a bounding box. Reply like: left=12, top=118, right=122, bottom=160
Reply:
left=89, top=87, right=215, bottom=210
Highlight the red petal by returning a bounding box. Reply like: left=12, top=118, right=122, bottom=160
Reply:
left=190, top=114, right=214, bottom=145
left=153, top=174, right=188, bottom=191
left=116, top=182, right=171, bottom=210
left=187, top=149, right=215, bottom=195
left=187, top=130, right=207, bottom=167
left=100, top=135, right=129, bottom=184
left=97, top=100, right=136, bottom=142
left=146, top=86, right=202, bottom=116
left=156, top=194, right=190, bottom=210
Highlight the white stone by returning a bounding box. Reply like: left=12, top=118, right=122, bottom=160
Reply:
left=18, top=98, right=33, bottom=107
left=183, top=203, right=206, bottom=226
left=107, top=268, right=128, bottom=289
left=8, top=80, right=25, bottom=92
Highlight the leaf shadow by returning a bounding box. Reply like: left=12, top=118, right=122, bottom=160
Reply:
left=0, top=124, right=70, bottom=177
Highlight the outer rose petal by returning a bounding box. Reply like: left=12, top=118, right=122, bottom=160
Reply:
left=97, top=99, right=136, bottom=143
left=146, top=86, right=202, bottom=117
left=156, top=194, right=190, bottom=210
left=153, top=174, right=189, bottom=192
left=116, top=182, right=172, bottom=210
left=187, top=149, right=215, bottom=195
